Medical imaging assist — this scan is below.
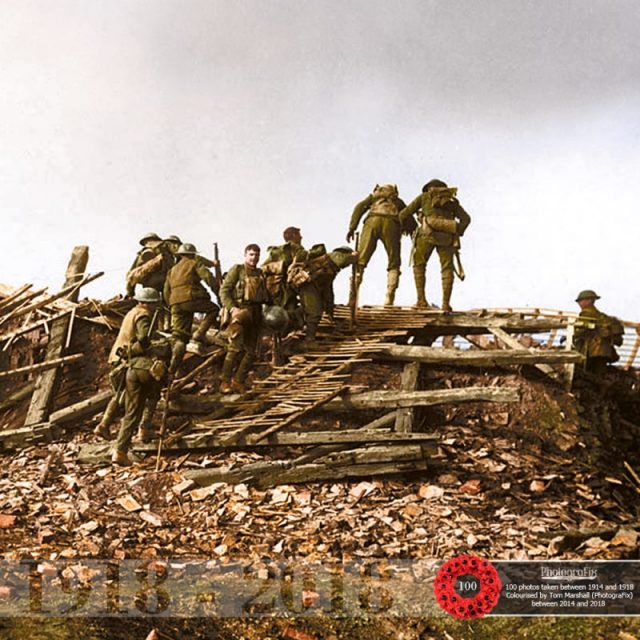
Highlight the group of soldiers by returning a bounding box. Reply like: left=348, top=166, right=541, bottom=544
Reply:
left=92, top=179, right=625, bottom=466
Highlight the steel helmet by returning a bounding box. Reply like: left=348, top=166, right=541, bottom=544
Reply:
left=575, top=289, right=601, bottom=302
left=177, top=243, right=198, bottom=255
left=135, top=287, right=161, bottom=303
left=139, top=232, right=162, bottom=246
left=262, top=305, right=289, bottom=332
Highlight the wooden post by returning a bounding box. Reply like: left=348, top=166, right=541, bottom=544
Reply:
left=24, top=246, right=89, bottom=426
left=564, top=317, right=576, bottom=390
left=394, top=362, right=420, bottom=433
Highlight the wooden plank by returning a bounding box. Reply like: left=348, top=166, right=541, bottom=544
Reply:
left=0, top=381, right=35, bottom=411
left=489, top=327, right=559, bottom=381
left=395, top=361, right=420, bottom=434
left=379, top=344, right=582, bottom=366
left=0, top=284, right=32, bottom=312
left=321, top=386, right=519, bottom=411
left=257, top=460, right=429, bottom=488
left=24, top=247, right=89, bottom=426
left=183, top=428, right=438, bottom=448
left=48, top=389, right=111, bottom=426
left=184, top=458, right=429, bottom=488
left=0, top=353, right=83, bottom=379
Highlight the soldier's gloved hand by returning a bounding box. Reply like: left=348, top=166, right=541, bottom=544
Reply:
left=456, top=222, right=465, bottom=236
left=346, top=231, right=354, bottom=243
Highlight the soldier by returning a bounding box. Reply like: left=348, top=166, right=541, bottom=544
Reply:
left=285, top=244, right=358, bottom=346
left=219, top=244, right=270, bottom=394
left=262, top=227, right=307, bottom=328
left=94, top=289, right=163, bottom=442
left=400, top=179, right=471, bottom=312
left=574, top=290, right=624, bottom=373
left=110, top=287, right=171, bottom=466
left=346, top=184, right=407, bottom=305
left=125, top=232, right=174, bottom=298
left=164, top=243, right=220, bottom=374
left=309, top=245, right=359, bottom=322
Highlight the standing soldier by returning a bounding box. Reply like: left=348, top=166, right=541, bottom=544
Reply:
left=110, top=287, right=171, bottom=466
left=164, top=243, right=220, bottom=374
left=94, top=288, right=166, bottom=442
left=574, top=290, right=624, bottom=373
left=219, top=244, right=270, bottom=393
left=400, top=179, right=471, bottom=312
left=346, top=184, right=407, bottom=305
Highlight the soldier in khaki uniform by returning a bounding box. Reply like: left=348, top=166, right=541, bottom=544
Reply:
left=125, top=232, right=174, bottom=298
left=94, top=288, right=165, bottom=443
left=574, top=290, right=624, bottom=373
left=262, top=227, right=307, bottom=329
left=110, top=288, right=170, bottom=466
left=164, top=243, right=220, bottom=374
left=285, top=244, right=358, bottom=346
left=347, top=184, right=407, bottom=305
left=400, top=179, right=471, bottom=312
left=219, top=244, right=270, bottom=393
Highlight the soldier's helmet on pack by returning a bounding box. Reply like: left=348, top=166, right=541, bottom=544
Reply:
left=422, top=179, right=448, bottom=192
left=177, top=243, right=198, bottom=256
left=164, top=235, right=182, bottom=244
left=262, top=305, right=289, bottom=332
left=575, top=289, right=601, bottom=302
left=139, top=232, right=162, bottom=246
left=135, top=287, right=161, bottom=303
left=308, top=244, right=327, bottom=260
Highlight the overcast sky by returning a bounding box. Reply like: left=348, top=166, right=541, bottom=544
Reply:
left=1, top=0, right=639, bottom=317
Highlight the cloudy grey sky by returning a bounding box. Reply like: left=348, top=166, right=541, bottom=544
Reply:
left=1, top=0, right=639, bottom=316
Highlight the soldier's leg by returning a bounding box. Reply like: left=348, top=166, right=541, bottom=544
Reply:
left=380, top=220, right=402, bottom=306
left=169, top=304, right=192, bottom=374
left=136, top=382, right=162, bottom=443
left=220, top=312, right=246, bottom=393
left=192, top=300, right=220, bottom=343
left=356, top=218, right=381, bottom=288
left=231, top=307, right=262, bottom=391
left=413, top=239, right=434, bottom=308
left=436, top=246, right=455, bottom=312
left=114, top=368, right=149, bottom=464
left=94, top=364, right=125, bottom=439
left=299, top=283, right=322, bottom=347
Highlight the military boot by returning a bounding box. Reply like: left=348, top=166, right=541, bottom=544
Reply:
left=384, top=269, right=400, bottom=306
left=232, top=353, right=254, bottom=392
left=169, top=339, right=187, bottom=374
left=220, top=351, right=239, bottom=394
left=134, top=407, right=154, bottom=443
left=111, top=449, right=131, bottom=467
left=192, top=312, right=217, bottom=344
left=300, top=322, right=319, bottom=350
left=442, top=273, right=454, bottom=313
left=93, top=396, right=120, bottom=440
left=413, top=267, right=429, bottom=308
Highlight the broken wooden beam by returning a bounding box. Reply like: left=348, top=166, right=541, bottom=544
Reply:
left=320, top=386, right=519, bottom=411
left=49, top=389, right=112, bottom=426
left=0, top=353, right=84, bottom=379
left=25, top=247, right=89, bottom=426
left=182, top=428, right=439, bottom=449
left=0, top=381, right=35, bottom=411
left=0, top=423, right=60, bottom=450
left=488, top=327, right=559, bottom=381
left=378, top=344, right=582, bottom=366
left=184, top=458, right=429, bottom=488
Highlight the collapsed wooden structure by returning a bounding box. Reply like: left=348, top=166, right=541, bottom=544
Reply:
left=1, top=246, right=638, bottom=488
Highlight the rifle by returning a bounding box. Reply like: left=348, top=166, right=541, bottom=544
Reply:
left=349, top=232, right=360, bottom=330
